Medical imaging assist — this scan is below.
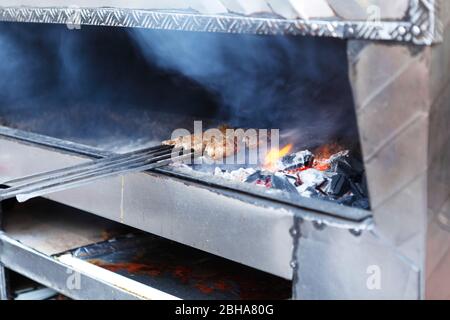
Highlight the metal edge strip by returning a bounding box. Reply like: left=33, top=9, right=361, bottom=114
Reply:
left=0, top=125, right=110, bottom=159
left=0, top=0, right=442, bottom=45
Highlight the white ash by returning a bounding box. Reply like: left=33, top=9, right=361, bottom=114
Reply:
left=297, top=188, right=316, bottom=198
left=169, top=162, right=192, bottom=169
left=277, top=150, right=314, bottom=171
left=328, top=150, right=350, bottom=164
left=299, top=168, right=327, bottom=185
left=167, top=147, right=363, bottom=203
left=293, top=169, right=329, bottom=197
left=214, top=167, right=257, bottom=182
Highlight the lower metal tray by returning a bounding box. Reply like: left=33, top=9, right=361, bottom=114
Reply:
left=0, top=199, right=291, bottom=300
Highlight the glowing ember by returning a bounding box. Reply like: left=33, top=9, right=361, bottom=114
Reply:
left=264, top=144, right=293, bottom=171
left=313, top=160, right=330, bottom=171
left=312, top=143, right=345, bottom=171
left=314, top=143, right=341, bottom=159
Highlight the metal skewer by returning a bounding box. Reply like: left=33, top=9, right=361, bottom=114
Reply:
left=1, top=146, right=175, bottom=196
left=2, top=144, right=173, bottom=186
left=0, top=146, right=197, bottom=202
left=15, top=152, right=196, bottom=203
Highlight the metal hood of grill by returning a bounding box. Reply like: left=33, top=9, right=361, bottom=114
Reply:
left=0, top=0, right=442, bottom=45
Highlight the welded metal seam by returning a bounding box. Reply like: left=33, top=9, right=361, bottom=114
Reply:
left=289, top=215, right=302, bottom=299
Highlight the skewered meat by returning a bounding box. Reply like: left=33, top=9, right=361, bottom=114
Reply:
left=162, top=133, right=206, bottom=154
left=204, top=132, right=237, bottom=160
left=163, top=126, right=252, bottom=160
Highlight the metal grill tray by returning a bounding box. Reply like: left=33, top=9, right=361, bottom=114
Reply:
left=0, top=126, right=372, bottom=280
left=67, top=233, right=291, bottom=300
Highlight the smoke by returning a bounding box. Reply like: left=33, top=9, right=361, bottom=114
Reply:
left=0, top=23, right=101, bottom=114
left=0, top=23, right=189, bottom=146
left=129, top=29, right=358, bottom=149
left=0, top=24, right=56, bottom=110
left=0, top=23, right=359, bottom=153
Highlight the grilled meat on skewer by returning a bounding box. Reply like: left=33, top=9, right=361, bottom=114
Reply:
left=162, top=126, right=259, bottom=160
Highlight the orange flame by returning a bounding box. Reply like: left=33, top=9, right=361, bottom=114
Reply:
left=313, top=142, right=344, bottom=171
left=314, top=142, right=342, bottom=160
left=264, top=144, right=293, bottom=171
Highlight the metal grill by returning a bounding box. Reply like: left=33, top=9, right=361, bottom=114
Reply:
left=0, top=145, right=196, bottom=202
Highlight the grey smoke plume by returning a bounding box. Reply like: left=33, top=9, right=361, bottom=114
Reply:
left=0, top=23, right=223, bottom=149
left=129, top=29, right=358, bottom=149
left=0, top=23, right=360, bottom=153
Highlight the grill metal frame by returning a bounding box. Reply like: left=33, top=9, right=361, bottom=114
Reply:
left=0, top=0, right=449, bottom=299
left=0, top=0, right=442, bottom=45
left=0, top=126, right=373, bottom=281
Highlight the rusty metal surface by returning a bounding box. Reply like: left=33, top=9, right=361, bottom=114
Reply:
left=0, top=0, right=442, bottom=44
left=70, top=233, right=291, bottom=300
left=0, top=233, right=144, bottom=300
left=3, top=198, right=128, bottom=256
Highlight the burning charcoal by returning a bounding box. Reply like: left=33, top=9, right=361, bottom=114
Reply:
left=298, top=186, right=322, bottom=199
left=285, top=174, right=301, bottom=186
left=349, top=180, right=366, bottom=199
left=322, top=174, right=350, bottom=197
left=337, top=195, right=357, bottom=206
left=214, top=167, right=257, bottom=182
left=334, top=192, right=370, bottom=209
left=352, top=198, right=370, bottom=210
left=295, top=169, right=328, bottom=194
left=277, top=150, right=314, bottom=171
left=272, top=173, right=299, bottom=193
left=348, top=157, right=364, bottom=175
left=359, top=176, right=369, bottom=197
left=246, top=171, right=270, bottom=185
left=330, top=153, right=364, bottom=178
left=245, top=171, right=298, bottom=193
left=328, top=150, right=349, bottom=163
left=298, top=169, right=327, bottom=186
